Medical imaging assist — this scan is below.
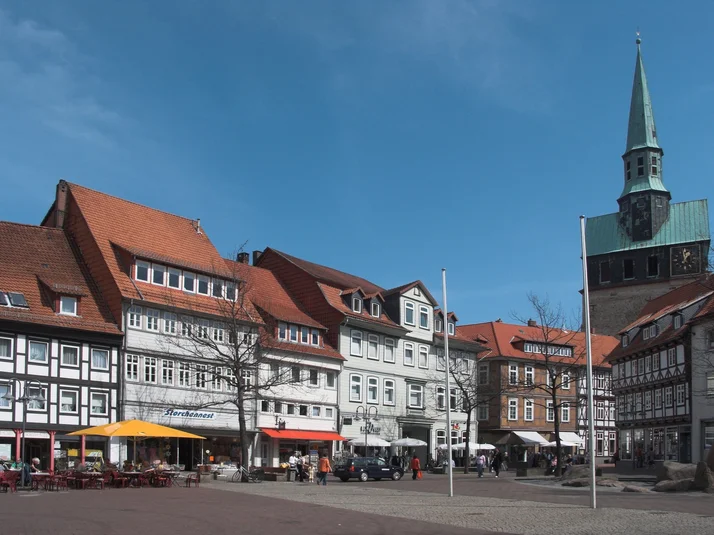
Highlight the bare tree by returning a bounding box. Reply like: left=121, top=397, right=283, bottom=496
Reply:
left=511, top=293, right=586, bottom=476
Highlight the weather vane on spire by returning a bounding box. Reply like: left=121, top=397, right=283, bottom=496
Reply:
left=636, top=28, right=641, bottom=45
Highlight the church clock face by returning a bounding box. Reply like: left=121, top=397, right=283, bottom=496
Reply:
left=671, top=245, right=701, bottom=276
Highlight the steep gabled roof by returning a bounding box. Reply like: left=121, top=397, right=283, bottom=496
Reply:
left=458, top=321, right=618, bottom=368
left=0, top=222, right=120, bottom=335
left=318, top=283, right=403, bottom=330
left=383, top=280, right=438, bottom=306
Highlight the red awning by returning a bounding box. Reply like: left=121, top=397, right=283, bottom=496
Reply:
left=261, top=429, right=346, bottom=441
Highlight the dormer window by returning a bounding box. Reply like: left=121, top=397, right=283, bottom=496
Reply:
left=642, top=324, right=658, bottom=341
left=371, top=302, right=380, bottom=317
left=435, top=319, right=443, bottom=333
left=414, top=286, right=421, bottom=297
left=419, top=306, right=429, bottom=329
left=622, top=334, right=629, bottom=347
left=673, top=314, right=682, bottom=329
left=404, top=302, right=415, bottom=325
left=136, top=260, right=150, bottom=282
left=637, top=156, right=644, bottom=176
left=448, top=322, right=455, bottom=335
left=352, top=296, right=362, bottom=313
left=59, top=296, right=77, bottom=316
left=152, top=264, right=166, bottom=285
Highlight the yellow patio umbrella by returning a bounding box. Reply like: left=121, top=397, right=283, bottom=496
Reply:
left=68, top=419, right=205, bottom=464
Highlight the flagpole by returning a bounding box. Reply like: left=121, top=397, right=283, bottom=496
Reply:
left=442, top=268, right=454, bottom=497
left=579, top=216, right=597, bottom=509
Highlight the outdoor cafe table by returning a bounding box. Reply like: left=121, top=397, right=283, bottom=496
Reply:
left=120, top=471, right=144, bottom=488
left=30, top=472, right=51, bottom=491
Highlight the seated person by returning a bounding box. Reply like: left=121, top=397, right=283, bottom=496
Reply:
left=75, top=461, right=88, bottom=472
left=30, top=458, right=41, bottom=472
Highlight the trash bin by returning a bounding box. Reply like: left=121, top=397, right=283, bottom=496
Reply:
left=287, top=468, right=295, bottom=482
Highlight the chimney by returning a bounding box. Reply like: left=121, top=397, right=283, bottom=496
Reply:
left=527, top=319, right=537, bottom=327
left=194, top=218, right=202, bottom=234
left=236, top=252, right=250, bottom=264
left=54, top=180, right=68, bottom=228
left=590, top=326, right=596, bottom=334
left=252, top=250, right=263, bottom=265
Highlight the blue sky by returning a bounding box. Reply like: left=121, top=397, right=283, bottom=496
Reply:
left=2, top=1, right=713, bottom=325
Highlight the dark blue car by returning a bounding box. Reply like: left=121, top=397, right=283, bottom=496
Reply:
left=333, top=457, right=404, bottom=482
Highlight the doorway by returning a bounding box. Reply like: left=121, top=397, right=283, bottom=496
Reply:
left=400, top=426, right=430, bottom=466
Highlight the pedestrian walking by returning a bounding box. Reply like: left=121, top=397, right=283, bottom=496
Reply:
left=491, top=448, right=503, bottom=478
left=476, top=451, right=486, bottom=478
left=317, top=452, right=331, bottom=486
left=296, top=451, right=305, bottom=482
left=410, top=453, right=421, bottom=480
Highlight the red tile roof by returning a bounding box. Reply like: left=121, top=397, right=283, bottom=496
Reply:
left=457, top=321, right=618, bottom=368
left=67, top=183, right=258, bottom=321
left=0, top=222, right=120, bottom=335
left=383, top=280, right=438, bottom=305
left=318, top=283, right=404, bottom=329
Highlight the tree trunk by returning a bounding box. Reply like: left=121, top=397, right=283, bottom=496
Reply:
left=236, top=385, right=250, bottom=482
left=553, top=391, right=562, bottom=477
left=463, top=412, right=471, bottom=474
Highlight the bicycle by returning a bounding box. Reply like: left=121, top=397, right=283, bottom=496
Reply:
left=231, top=466, right=264, bottom=483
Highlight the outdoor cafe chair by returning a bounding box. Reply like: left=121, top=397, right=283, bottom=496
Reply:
left=0, top=471, right=20, bottom=493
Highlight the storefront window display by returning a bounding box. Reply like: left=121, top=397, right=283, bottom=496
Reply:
left=703, top=422, right=714, bottom=461
left=633, top=429, right=644, bottom=465
left=665, top=428, right=678, bottom=461
left=651, top=428, right=664, bottom=461
left=620, top=430, right=632, bottom=460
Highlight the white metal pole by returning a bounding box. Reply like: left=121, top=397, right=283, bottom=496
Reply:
left=579, top=216, right=597, bottom=509
left=442, top=268, right=454, bottom=497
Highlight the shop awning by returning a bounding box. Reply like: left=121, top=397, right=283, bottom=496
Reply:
left=511, top=431, right=550, bottom=445
left=556, top=432, right=585, bottom=445
left=261, top=429, right=346, bottom=441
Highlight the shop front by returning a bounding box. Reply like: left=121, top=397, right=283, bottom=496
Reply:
left=619, top=425, right=691, bottom=465
left=260, top=429, right=345, bottom=467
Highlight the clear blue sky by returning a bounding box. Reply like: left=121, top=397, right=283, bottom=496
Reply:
left=2, top=1, right=713, bottom=325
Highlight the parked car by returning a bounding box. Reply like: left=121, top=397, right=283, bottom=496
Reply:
left=333, top=457, right=404, bottom=482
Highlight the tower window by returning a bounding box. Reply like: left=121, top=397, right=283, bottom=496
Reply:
left=651, top=156, right=658, bottom=176
left=599, top=261, right=611, bottom=284
left=626, top=161, right=631, bottom=181
left=647, top=255, right=659, bottom=278
left=655, top=197, right=663, bottom=208
left=637, top=156, right=644, bottom=177
left=623, top=259, right=635, bottom=280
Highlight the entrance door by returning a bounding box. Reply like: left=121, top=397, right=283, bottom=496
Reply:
left=400, top=426, right=430, bottom=466
left=680, top=432, right=691, bottom=464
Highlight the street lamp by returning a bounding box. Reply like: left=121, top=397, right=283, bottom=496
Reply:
left=355, top=406, right=378, bottom=456
left=2, top=378, right=45, bottom=484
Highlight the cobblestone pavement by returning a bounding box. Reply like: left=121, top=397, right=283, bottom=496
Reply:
left=0, top=487, right=504, bottom=535
left=203, top=474, right=714, bottom=535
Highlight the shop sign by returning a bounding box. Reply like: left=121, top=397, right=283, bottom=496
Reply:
left=360, top=422, right=381, bottom=434
left=163, top=408, right=216, bottom=420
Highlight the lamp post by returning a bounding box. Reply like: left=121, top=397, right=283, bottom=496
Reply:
left=355, top=406, right=378, bottom=456
left=2, top=378, right=45, bottom=484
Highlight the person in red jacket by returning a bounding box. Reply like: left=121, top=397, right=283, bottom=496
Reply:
left=410, top=453, right=421, bottom=480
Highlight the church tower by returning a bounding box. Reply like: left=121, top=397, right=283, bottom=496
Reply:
left=585, top=37, right=711, bottom=336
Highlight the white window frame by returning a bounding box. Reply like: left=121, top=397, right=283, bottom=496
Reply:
left=676, top=384, right=686, bottom=405
left=352, top=296, right=362, bottom=313
left=367, top=334, right=379, bottom=360
left=325, top=371, right=336, bottom=389
left=561, top=402, right=570, bottom=423
left=59, top=389, right=78, bottom=414
left=212, top=278, right=224, bottom=299
left=508, top=398, right=518, bottom=421
left=371, top=302, right=380, bottom=317
left=546, top=401, right=554, bottom=422
left=350, top=374, right=362, bottom=402
left=91, top=348, right=110, bottom=370
left=436, top=386, right=446, bottom=410
left=59, top=296, right=77, bottom=316
left=436, top=349, right=445, bottom=371
left=152, top=263, right=166, bottom=286
left=404, top=302, right=415, bottom=326
left=367, top=376, right=378, bottom=404
left=144, top=357, right=157, bottom=384
left=197, top=274, right=210, bottom=296
left=146, top=308, right=160, bottom=331
left=403, top=342, right=414, bottom=366
left=195, top=364, right=207, bottom=389
left=448, top=322, right=455, bottom=335
left=167, top=267, right=181, bottom=289
left=0, top=336, right=12, bottom=360
left=350, top=330, right=363, bottom=357
left=449, top=388, right=458, bottom=411
left=418, top=345, right=429, bottom=369
left=212, top=323, right=224, bottom=343
left=135, top=260, right=150, bottom=282
left=61, top=344, right=80, bottom=367
left=311, top=406, right=321, bottom=418
left=667, top=347, right=676, bottom=367
left=419, top=306, right=429, bottom=329
left=183, top=271, right=196, bottom=293
left=674, top=314, right=682, bottom=329
left=562, top=371, right=570, bottom=390
left=508, top=363, right=518, bottom=385
left=524, top=366, right=534, bottom=386
left=477, top=404, right=489, bottom=421
left=524, top=398, right=534, bottom=421
left=325, top=407, right=334, bottom=419
left=278, top=322, right=287, bottom=340
left=28, top=340, right=48, bottom=363
left=128, top=306, right=142, bottom=329
left=384, top=338, right=395, bottom=363
left=178, top=362, right=191, bottom=387
left=308, top=368, right=319, bottom=387
left=27, top=386, right=47, bottom=411
left=125, top=354, right=139, bottom=382
left=90, top=392, right=108, bottom=415
left=163, top=312, right=177, bottom=334
left=289, top=325, right=298, bottom=342
left=376, top=379, right=392, bottom=406
left=300, top=326, right=309, bottom=344
left=310, top=329, right=319, bottom=345
left=408, top=384, right=423, bottom=408
left=161, top=359, right=174, bottom=386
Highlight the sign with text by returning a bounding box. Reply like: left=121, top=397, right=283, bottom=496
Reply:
left=163, top=408, right=216, bottom=420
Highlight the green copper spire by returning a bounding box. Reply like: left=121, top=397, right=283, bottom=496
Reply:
left=625, top=35, right=660, bottom=154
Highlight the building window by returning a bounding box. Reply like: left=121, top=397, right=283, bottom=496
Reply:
left=27, top=387, right=46, bottom=411
left=404, top=302, right=415, bottom=325
left=60, top=296, right=77, bottom=315
left=618, top=259, right=634, bottom=281
left=151, top=264, right=166, bottom=286
left=435, top=319, right=443, bottom=332
left=178, top=362, right=191, bottom=387
left=225, top=282, right=237, bottom=301
left=91, top=392, right=108, bottom=415
left=673, top=315, right=682, bottom=329
left=181, top=318, right=193, bottom=337
left=647, top=255, right=659, bottom=278
left=195, top=365, right=207, bottom=389
left=61, top=345, right=79, bottom=367
left=384, top=338, right=395, bottom=363
left=652, top=352, right=660, bottom=371
left=126, top=355, right=139, bottom=381
left=197, top=319, right=209, bottom=339
left=654, top=388, right=662, bottom=408
left=350, top=374, right=362, bottom=402
left=289, top=325, right=298, bottom=342
left=350, top=330, right=363, bottom=356
left=664, top=386, right=673, bottom=407
left=404, top=342, right=414, bottom=366
left=28, top=341, right=48, bottom=363
left=436, top=429, right=446, bottom=446
left=509, top=364, right=518, bottom=385
left=676, top=384, right=686, bottom=405
left=162, top=360, right=174, bottom=385
left=418, top=345, right=429, bottom=369
left=371, top=302, right=380, bottom=317
left=183, top=271, right=196, bottom=292
left=367, top=334, right=379, bottom=360
left=326, top=371, right=336, bottom=389
left=622, top=334, right=629, bottom=347
left=524, top=399, right=534, bottom=421
left=644, top=355, right=651, bottom=373
left=599, top=261, right=611, bottom=283
left=384, top=380, right=395, bottom=405
left=651, top=155, right=658, bottom=175
left=291, top=366, right=301, bottom=383
left=278, top=322, right=287, bottom=340
left=0, top=337, right=12, bottom=360
left=164, top=312, right=177, bottom=334
left=508, top=398, right=518, bottom=421
left=408, top=384, right=423, bottom=408
left=625, top=160, right=631, bottom=181
left=92, top=348, right=109, bottom=370
left=144, top=357, right=157, bottom=383
left=212, top=279, right=224, bottom=298
left=352, top=296, right=362, bottom=313
left=325, top=407, right=334, bottom=419
left=312, top=406, right=321, bottom=418
left=477, top=405, right=489, bottom=421
left=60, top=390, right=78, bottom=414
left=436, top=349, right=445, bottom=371
left=436, top=386, right=446, bottom=410
left=197, top=275, right=210, bottom=295
left=644, top=391, right=651, bottom=411
left=367, top=377, right=378, bottom=404
left=167, top=268, right=181, bottom=289
left=449, top=388, right=458, bottom=411
left=260, top=400, right=271, bottom=413
left=524, top=366, right=534, bottom=386
left=562, top=372, right=570, bottom=390
left=478, top=363, right=489, bottom=385
left=706, top=374, right=714, bottom=397
left=146, top=308, right=160, bottom=331
left=448, top=322, right=455, bottom=335
left=311, top=329, right=319, bottom=345
left=210, top=367, right=222, bottom=389
left=135, top=260, right=150, bottom=282
left=308, top=369, right=319, bottom=387
left=299, top=405, right=308, bottom=416
left=667, top=347, right=676, bottom=367
left=419, top=306, right=429, bottom=329
left=299, top=326, right=308, bottom=344
left=637, top=156, right=644, bottom=176
left=546, top=401, right=554, bottom=422
left=561, top=403, right=570, bottom=423
left=128, top=306, right=142, bottom=329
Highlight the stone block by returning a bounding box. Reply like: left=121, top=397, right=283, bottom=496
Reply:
left=561, top=465, right=602, bottom=480
left=562, top=478, right=589, bottom=487
left=656, top=461, right=697, bottom=482
left=652, top=479, right=693, bottom=492
left=622, top=485, right=650, bottom=493
left=692, top=462, right=714, bottom=492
